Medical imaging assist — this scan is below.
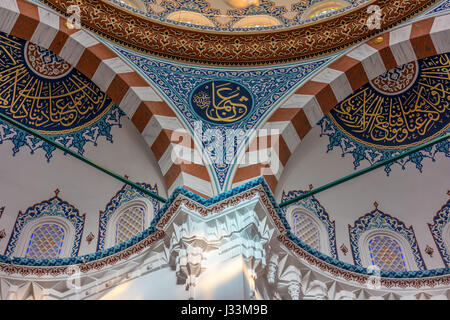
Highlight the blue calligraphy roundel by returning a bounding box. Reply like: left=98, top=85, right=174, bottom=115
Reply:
left=190, top=80, right=254, bottom=125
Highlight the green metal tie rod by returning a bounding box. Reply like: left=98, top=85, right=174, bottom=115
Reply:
left=1, top=112, right=448, bottom=207
left=0, top=112, right=167, bottom=203
left=279, top=132, right=450, bottom=208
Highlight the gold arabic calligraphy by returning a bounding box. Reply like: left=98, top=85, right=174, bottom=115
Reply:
left=330, top=54, right=450, bottom=149
left=0, top=34, right=112, bottom=134
left=193, top=82, right=250, bottom=123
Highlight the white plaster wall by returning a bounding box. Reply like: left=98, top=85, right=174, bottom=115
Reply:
left=276, top=125, right=450, bottom=270
left=0, top=116, right=167, bottom=256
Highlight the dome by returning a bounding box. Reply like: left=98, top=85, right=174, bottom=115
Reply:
left=0, top=0, right=448, bottom=301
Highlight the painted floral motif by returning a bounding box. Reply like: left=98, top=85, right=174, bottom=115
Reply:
left=0, top=105, right=126, bottom=162
left=318, top=115, right=449, bottom=175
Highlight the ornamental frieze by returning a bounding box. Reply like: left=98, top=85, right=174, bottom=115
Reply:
left=39, top=0, right=437, bottom=65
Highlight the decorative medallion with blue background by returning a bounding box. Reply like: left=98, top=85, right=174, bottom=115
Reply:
left=0, top=32, right=126, bottom=161
left=190, top=80, right=254, bottom=126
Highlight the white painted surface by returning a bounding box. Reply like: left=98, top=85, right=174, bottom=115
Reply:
left=276, top=125, right=450, bottom=269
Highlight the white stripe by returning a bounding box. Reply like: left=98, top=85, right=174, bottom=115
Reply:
left=141, top=116, right=162, bottom=147
left=131, top=86, right=162, bottom=102
left=154, top=115, right=182, bottom=131
left=31, top=7, right=59, bottom=49
left=0, top=0, right=20, bottom=34
left=60, top=30, right=99, bottom=66
left=389, top=24, right=417, bottom=66
left=430, top=15, right=450, bottom=54
left=313, top=68, right=353, bottom=102
left=119, top=87, right=143, bottom=117
left=262, top=121, right=300, bottom=153
left=168, top=172, right=212, bottom=197
left=347, top=44, right=386, bottom=80
left=160, top=145, right=203, bottom=175
left=91, top=57, right=133, bottom=92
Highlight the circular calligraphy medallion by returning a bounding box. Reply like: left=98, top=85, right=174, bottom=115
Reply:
left=330, top=54, right=449, bottom=149
left=370, top=61, right=418, bottom=96
left=190, top=80, right=254, bottom=126
left=0, top=34, right=113, bottom=135
left=24, top=42, right=73, bottom=80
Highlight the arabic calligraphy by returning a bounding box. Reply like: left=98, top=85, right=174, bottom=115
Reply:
left=330, top=53, right=450, bottom=149
left=0, top=33, right=113, bottom=134
left=191, top=80, right=253, bottom=125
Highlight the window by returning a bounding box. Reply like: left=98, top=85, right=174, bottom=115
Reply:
left=166, top=11, right=215, bottom=27
left=114, top=205, right=145, bottom=245
left=368, top=235, right=407, bottom=272
left=25, top=224, right=65, bottom=259
left=232, top=15, right=281, bottom=29
left=301, top=0, right=349, bottom=21
left=293, top=212, right=321, bottom=251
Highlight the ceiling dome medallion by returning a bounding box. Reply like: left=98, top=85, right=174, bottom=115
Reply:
left=224, top=0, right=260, bottom=9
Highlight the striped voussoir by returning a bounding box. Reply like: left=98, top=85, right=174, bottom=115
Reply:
left=0, top=0, right=213, bottom=198
left=232, top=13, right=450, bottom=192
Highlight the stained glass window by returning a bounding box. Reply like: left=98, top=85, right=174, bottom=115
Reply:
left=293, top=213, right=321, bottom=251
left=25, top=224, right=65, bottom=259
left=368, top=235, right=407, bottom=271
left=115, top=206, right=145, bottom=245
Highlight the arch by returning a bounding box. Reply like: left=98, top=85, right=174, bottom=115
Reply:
left=97, top=183, right=159, bottom=251
left=301, top=0, right=350, bottom=21
left=104, top=198, right=154, bottom=249
left=232, top=15, right=281, bottom=28
left=282, top=191, right=337, bottom=258
left=428, top=198, right=450, bottom=267
left=348, top=204, right=425, bottom=271
left=166, top=11, right=215, bottom=27
left=113, top=0, right=147, bottom=12
left=231, top=13, right=450, bottom=191
left=14, top=216, right=76, bottom=259
left=5, top=191, right=85, bottom=258
left=0, top=0, right=213, bottom=198
left=359, top=229, right=415, bottom=271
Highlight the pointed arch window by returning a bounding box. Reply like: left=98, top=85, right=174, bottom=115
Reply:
left=25, top=223, right=65, bottom=259
left=114, top=205, right=146, bottom=245
left=368, top=235, right=407, bottom=272
left=293, top=212, right=321, bottom=251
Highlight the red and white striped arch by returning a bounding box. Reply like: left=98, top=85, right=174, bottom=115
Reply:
left=0, top=0, right=213, bottom=198
left=232, top=13, right=450, bottom=192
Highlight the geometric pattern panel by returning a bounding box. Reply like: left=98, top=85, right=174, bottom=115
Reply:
left=115, top=206, right=145, bottom=245
left=281, top=190, right=337, bottom=258
left=293, top=212, right=320, bottom=251
left=25, top=224, right=65, bottom=260
left=97, top=183, right=160, bottom=251
left=428, top=197, right=450, bottom=267
left=349, top=204, right=426, bottom=270
left=5, top=190, right=85, bottom=258
left=368, top=235, right=407, bottom=272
